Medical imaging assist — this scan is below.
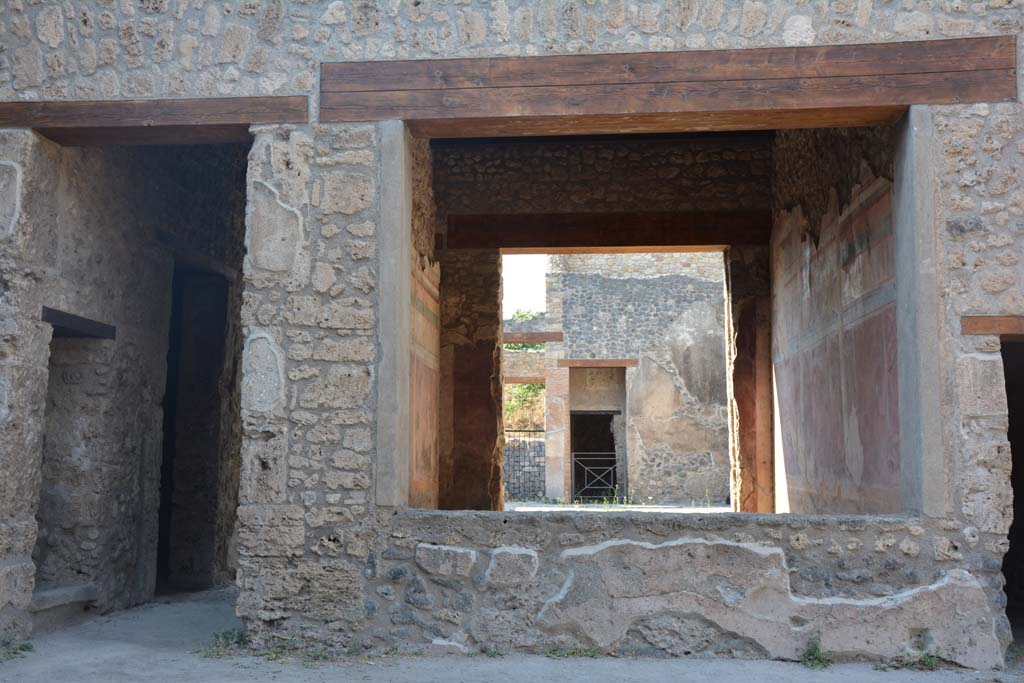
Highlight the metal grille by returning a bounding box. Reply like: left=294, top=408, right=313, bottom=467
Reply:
left=571, top=452, right=617, bottom=500
left=504, top=429, right=545, bottom=501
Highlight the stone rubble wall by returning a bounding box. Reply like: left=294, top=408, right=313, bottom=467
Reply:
left=550, top=253, right=730, bottom=505
left=438, top=249, right=503, bottom=510
left=502, top=348, right=545, bottom=379
left=502, top=437, right=545, bottom=501
left=349, top=509, right=1001, bottom=668
left=0, top=131, right=246, bottom=639
left=1, top=0, right=1022, bottom=669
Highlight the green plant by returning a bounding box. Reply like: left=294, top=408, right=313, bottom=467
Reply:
left=510, top=309, right=540, bottom=321
left=198, top=629, right=248, bottom=658
left=503, top=342, right=545, bottom=351
left=503, top=383, right=545, bottom=429
left=799, top=639, right=833, bottom=670
left=543, top=645, right=601, bottom=658
left=0, top=641, right=33, bottom=663
left=881, top=651, right=942, bottom=672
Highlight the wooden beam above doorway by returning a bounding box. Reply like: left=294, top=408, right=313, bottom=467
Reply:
left=320, top=36, right=1016, bottom=137
left=445, top=211, right=769, bottom=251
left=962, top=316, right=1024, bottom=338
left=0, top=96, right=309, bottom=146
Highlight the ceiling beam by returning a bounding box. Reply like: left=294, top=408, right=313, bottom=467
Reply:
left=320, top=36, right=1016, bottom=137
left=445, top=211, right=770, bottom=250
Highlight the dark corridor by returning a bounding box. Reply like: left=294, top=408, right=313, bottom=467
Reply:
left=1002, top=341, right=1024, bottom=632
left=570, top=412, right=618, bottom=501
left=157, top=269, right=233, bottom=592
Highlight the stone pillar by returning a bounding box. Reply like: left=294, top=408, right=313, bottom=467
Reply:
left=236, top=123, right=380, bottom=644
left=544, top=367, right=570, bottom=501
left=0, top=130, right=59, bottom=641
left=726, top=245, right=774, bottom=513
left=438, top=249, right=503, bottom=510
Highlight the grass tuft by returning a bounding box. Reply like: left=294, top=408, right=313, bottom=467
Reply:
left=0, top=641, right=33, bottom=663
left=799, top=639, right=833, bottom=670
left=198, top=629, right=249, bottom=659
left=543, top=645, right=601, bottom=658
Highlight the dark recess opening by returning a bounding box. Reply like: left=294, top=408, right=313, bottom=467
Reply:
left=157, top=267, right=230, bottom=593
left=1003, top=342, right=1024, bottom=638
left=571, top=412, right=618, bottom=500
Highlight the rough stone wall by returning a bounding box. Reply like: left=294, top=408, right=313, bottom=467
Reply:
left=502, top=436, right=545, bottom=501
left=2, top=2, right=1022, bottom=102
left=2, top=0, right=1023, bottom=668
left=352, top=509, right=1001, bottom=669
left=772, top=128, right=901, bottom=515
left=438, top=249, right=503, bottom=511
left=434, top=135, right=770, bottom=218
left=550, top=253, right=730, bottom=505
left=502, top=348, right=544, bottom=380
left=236, top=122, right=382, bottom=644
left=0, top=131, right=247, bottom=637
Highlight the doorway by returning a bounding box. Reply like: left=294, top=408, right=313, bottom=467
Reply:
left=570, top=412, right=618, bottom=501
left=1002, top=341, right=1024, bottom=637
left=157, top=268, right=238, bottom=593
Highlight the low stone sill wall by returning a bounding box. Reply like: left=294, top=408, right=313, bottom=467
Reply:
left=321, top=508, right=1007, bottom=669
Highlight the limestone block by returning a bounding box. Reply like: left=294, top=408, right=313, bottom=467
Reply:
left=298, top=365, right=371, bottom=410
left=246, top=181, right=302, bottom=273
left=241, top=333, right=285, bottom=413
left=0, top=520, right=37, bottom=559
left=239, top=431, right=288, bottom=504
left=537, top=537, right=1001, bottom=669
left=415, top=543, right=477, bottom=577
left=0, top=161, right=22, bottom=240
left=0, top=560, right=35, bottom=610
left=956, top=357, right=1008, bottom=417
left=237, top=505, right=304, bottom=558
left=483, top=546, right=539, bottom=587
left=321, top=172, right=375, bottom=215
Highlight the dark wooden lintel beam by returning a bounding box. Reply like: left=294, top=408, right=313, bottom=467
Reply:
left=503, top=331, right=563, bottom=343
left=557, top=359, right=638, bottom=368
left=502, top=375, right=546, bottom=384
left=0, top=96, right=309, bottom=146
left=41, top=306, right=116, bottom=340
left=962, top=316, right=1024, bottom=337
left=446, top=211, right=770, bottom=250
left=320, top=36, right=1016, bottom=133
left=323, top=37, right=1015, bottom=93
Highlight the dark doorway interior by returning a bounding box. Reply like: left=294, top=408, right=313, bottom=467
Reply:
left=157, top=268, right=233, bottom=592
left=1003, top=341, right=1024, bottom=636
left=570, top=412, right=618, bottom=501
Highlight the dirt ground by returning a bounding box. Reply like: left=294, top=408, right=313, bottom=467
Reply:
left=0, top=587, right=1019, bottom=683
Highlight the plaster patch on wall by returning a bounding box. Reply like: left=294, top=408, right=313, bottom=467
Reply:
left=0, top=380, right=9, bottom=423
left=242, top=332, right=286, bottom=413
left=538, top=536, right=1000, bottom=669
left=246, top=181, right=303, bottom=273
left=0, top=161, right=23, bottom=240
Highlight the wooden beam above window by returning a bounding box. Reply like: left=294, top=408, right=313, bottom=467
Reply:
left=320, top=36, right=1016, bottom=137
left=445, top=211, right=769, bottom=250
left=557, top=359, right=638, bottom=368
left=0, top=96, right=309, bottom=146
left=503, top=332, right=563, bottom=344
left=502, top=375, right=546, bottom=385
